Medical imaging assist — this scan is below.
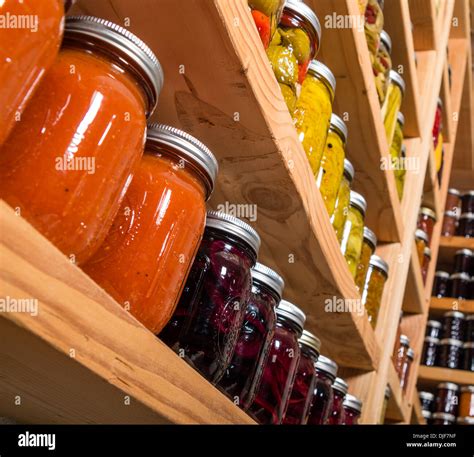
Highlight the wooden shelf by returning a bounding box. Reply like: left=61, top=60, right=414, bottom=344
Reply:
left=430, top=297, right=474, bottom=315
left=418, top=366, right=474, bottom=388
left=385, top=361, right=412, bottom=423
left=437, top=236, right=474, bottom=265
left=403, top=242, right=427, bottom=315
left=410, top=0, right=438, bottom=51
left=0, top=202, right=254, bottom=425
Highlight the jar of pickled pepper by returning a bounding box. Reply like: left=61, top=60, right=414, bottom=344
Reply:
left=268, top=0, right=321, bottom=111
left=415, top=229, right=429, bottom=266
left=400, top=347, right=414, bottom=392
left=390, top=111, right=404, bottom=162
left=421, top=247, right=431, bottom=284
left=355, top=227, right=377, bottom=291
left=248, top=0, right=285, bottom=49
left=364, top=0, right=384, bottom=58
left=418, top=207, right=437, bottom=244
left=361, top=255, right=389, bottom=328
left=293, top=60, right=336, bottom=175
left=374, top=30, right=392, bottom=104
left=395, top=144, right=407, bottom=200
left=381, top=70, right=406, bottom=146
left=331, top=159, right=355, bottom=243
left=341, top=192, right=367, bottom=278
left=316, top=113, right=347, bottom=215
left=342, top=394, right=363, bottom=425
left=327, top=377, right=348, bottom=425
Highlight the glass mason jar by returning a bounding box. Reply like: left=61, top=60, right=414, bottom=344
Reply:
left=461, top=191, right=474, bottom=213
left=418, top=207, right=437, bottom=244
left=426, top=320, right=442, bottom=339
left=432, top=97, right=443, bottom=147
left=453, top=249, right=473, bottom=273
left=430, top=412, right=455, bottom=425
left=340, top=191, right=367, bottom=278
left=450, top=273, right=470, bottom=299
left=432, top=271, right=450, bottom=298
left=400, top=348, right=414, bottom=392
left=459, top=386, right=474, bottom=417
left=364, top=0, right=384, bottom=58
left=293, top=60, right=336, bottom=175
left=437, top=338, right=463, bottom=369
left=316, top=113, right=347, bottom=216
left=268, top=0, right=321, bottom=111
left=355, top=227, right=377, bottom=291
left=458, top=213, right=474, bottom=237
left=0, top=0, right=65, bottom=147
left=442, top=311, right=465, bottom=340
left=160, top=211, right=260, bottom=383
left=374, top=30, right=392, bottom=104
left=0, top=16, right=163, bottom=265
left=218, top=262, right=284, bottom=409
left=395, top=334, right=410, bottom=379
left=419, top=391, right=434, bottom=412
left=434, top=382, right=459, bottom=416
left=361, top=255, right=389, bottom=328
left=421, top=247, right=431, bottom=284
left=248, top=0, right=285, bottom=49
left=249, top=300, right=305, bottom=424
left=441, top=210, right=458, bottom=237
left=307, top=355, right=338, bottom=424
left=381, top=70, right=405, bottom=146
left=445, top=188, right=461, bottom=213
left=327, top=377, right=348, bottom=425
left=83, top=125, right=217, bottom=334
left=342, top=394, right=363, bottom=425
left=415, top=229, right=429, bottom=266
left=462, top=342, right=474, bottom=371
left=394, top=144, right=407, bottom=200
left=331, top=159, right=355, bottom=243
left=390, top=112, right=404, bottom=169
left=283, top=330, right=321, bottom=424
left=466, top=315, right=474, bottom=342
left=421, top=336, right=439, bottom=367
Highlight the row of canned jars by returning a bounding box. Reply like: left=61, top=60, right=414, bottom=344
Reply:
left=443, top=189, right=474, bottom=238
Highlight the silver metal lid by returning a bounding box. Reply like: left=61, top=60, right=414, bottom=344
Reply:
left=343, top=159, right=355, bottom=182
left=448, top=188, right=461, bottom=196
left=461, top=385, right=474, bottom=393
left=463, top=342, right=474, bottom=348
left=380, top=30, right=392, bottom=53
left=407, top=348, right=415, bottom=359
left=432, top=412, right=455, bottom=421
left=251, top=263, right=285, bottom=300
left=457, top=416, right=474, bottom=425
left=333, top=377, right=349, bottom=395
left=329, top=113, right=347, bottom=144
left=462, top=190, right=474, bottom=196
left=437, top=382, right=459, bottom=391
left=389, top=70, right=406, bottom=95
left=385, top=385, right=391, bottom=399
left=276, top=300, right=306, bottom=331
left=314, top=354, right=338, bottom=378
left=437, top=96, right=443, bottom=107
left=427, top=319, right=442, bottom=329
left=349, top=191, right=367, bottom=216
left=415, top=229, right=429, bottom=243
left=450, top=272, right=470, bottom=281
left=343, top=394, right=362, bottom=413
left=65, top=16, right=163, bottom=117
left=419, top=206, right=437, bottom=221
left=307, top=60, right=336, bottom=94
left=434, top=270, right=450, bottom=278
left=455, top=248, right=473, bottom=256
left=299, top=329, right=321, bottom=353
left=424, top=246, right=431, bottom=258
left=439, top=338, right=463, bottom=347
left=419, top=391, right=434, bottom=401
left=460, top=212, right=474, bottom=219
left=466, top=315, right=474, bottom=321
left=146, top=124, right=218, bottom=199
left=284, top=0, right=321, bottom=46
left=363, top=226, right=377, bottom=250
left=443, top=310, right=466, bottom=319
left=369, top=255, right=389, bottom=276
left=397, top=111, right=405, bottom=127
left=400, top=334, right=410, bottom=346
left=422, top=410, right=432, bottom=419
left=444, top=210, right=459, bottom=218
left=205, top=211, right=260, bottom=255
left=424, top=336, right=439, bottom=344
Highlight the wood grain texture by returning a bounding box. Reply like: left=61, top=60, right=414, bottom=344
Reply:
left=0, top=202, right=254, bottom=424
left=403, top=242, right=427, bottom=315
left=409, top=0, right=438, bottom=51
left=385, top=360, right=411, bottom=423
left=430, top=297, right=474, bottom=315
left=418, top=366, right=474, bottom=388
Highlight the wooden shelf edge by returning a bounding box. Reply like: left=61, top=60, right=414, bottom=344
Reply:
left=418, top=365, right=474, bottom=387
left=430, top=297, right=474, bottom=314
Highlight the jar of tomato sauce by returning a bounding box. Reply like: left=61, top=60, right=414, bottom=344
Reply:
left=0, top=16, right=164, bottom=265
left=83, top=124, right=218, bottom=334
left=0, top=0, right=65, bottom=146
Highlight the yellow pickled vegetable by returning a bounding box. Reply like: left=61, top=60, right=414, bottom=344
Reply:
left=270, top=28, right=282, bottom=46
left=355, top=234, right=376, bottom=291
left=331, top=166, right=352, bottom=242
left=434, top=132, right=443, bottom=172
left=266, top=45, right=298, bottom=87
left=381, top=74, right=403, bottom=146
left=340, top=202, right=365, bottom=278
left=249, top=0, right=282, bottom=17
left=364, top=0, right=384, bottom=56
left=279, top=82, right=297, bottom=112
left=362, top=258, right=388, bottom=328
left=280, top=27, right=311, bottom=64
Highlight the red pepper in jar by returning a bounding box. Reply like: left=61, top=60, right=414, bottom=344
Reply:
left=251, top=10, right=271, bottom=48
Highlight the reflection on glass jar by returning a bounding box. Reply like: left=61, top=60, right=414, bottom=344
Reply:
left=434, top=382, right=459, bottom=416
left=355, top=227, right=377, bottom=292
left=361, top=255, right=389, bottom=328
left=331, top=159, right=355, bottom=243
left=248, top=0, right=285, bottom=49
left=327, top=377, right=348, bottom=425
left=381, top=70, right=405, bottom=146
left=432, top=271, right=450, bottom=298
left=342, top=394, right=363, bottom=425
left=466, top=315, right=474, bottom=342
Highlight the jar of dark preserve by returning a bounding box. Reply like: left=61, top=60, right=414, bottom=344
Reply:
left=283, top=330, right=321, bottom=424
left=160, top=211, right=260, bottom=383
left=421, top=336, right=439, bottom=367
left=462, top=342, right=474, bottom=371
left=461, top=191, right=474, bottom=213
left=417, top=207, right=437, bottom=244
left=218, top=262, right=284, bottom=409
left=395, top=334, right=410, bottom=379
left=466, top=315, right=474, bottom=342
left=401, top=348, right=414, bottom=392
left=437, top=338, right=463, bottom=369
left=426, top=320, right=442, bottom=339
left=442, top=311, right=465, bottom=340
left=445, top=188, right=461, bottom=213
left=435, top=382, right=459, bottom=416
left=327, top=377, right=348, bottom=425
left=432, top=271, right=450, bottom=298
left=342, top=394, right=363, bottom=425
left=249, top=300, right=305, bottom=424
left=307, top=355, right=338, bottom=424
left=451, top=273, right=470, bottom=299
left=458, top=213, right=474, bottom=237
left=422, top=247, right=431, bottom=284
left=441, top=210, right=458, bottom=237
left=430, top=412, right=455, bottom=425
left=419, top=391, right=434, bottom=412
left=454, top=249, right=473, bottom=274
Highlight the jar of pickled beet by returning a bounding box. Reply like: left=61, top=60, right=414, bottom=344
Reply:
left=442, top=210, right=458, bottom=237
left=421, top=247, right=431, bottom=284
left=0, top=16, right=164, bottom=265
left=269, top=0, right=321, bottom=111
left=442, top=311, right=465, bottom=340
left=293, top=61, right=336, bottom=175
left=342, top=394, right=363, bottom=425
left=454, top=249, right=473, bottom=274
left=248, top=0, right=285, bottom=49
left=316, top=113, right=347, bottom=215
left=437, top=338, right=463, bottom=369
left=283, top=330, right=321, bottom=424
left=421, top=337, right=439, bottom=367
left=435, top=382, right=459, bottom=416
left=381, top=71, right=405, bottom=145
left=432, top=271, right=450, bottom=298
left=249, top=300, right=305, bottom=424
left=374, top=30, right=392, bottom=104
left=462, top=342, right=474, bottom=372
left=307, top=355, right=338, bottom=425
left=461, top=191, right=474, bottom=214
left=430, top=412, right=455, bottom=425
left=331, top=159, right=355, bottom=243
left=426, top=320, right=442, bottom=339
left=341, top=191, right=367, bottom=278
left=451, top=273, right=471, bottom=299
left=459, top=386, right=474, bottom=417
left=361, top=255, right=389, bottom=328
left=84, top=125, right=217, bottom=334
left=419, top=391, right=434, bottom=412
left=466, top=315, right=474, bottom=342
left=0, top=0, right=65, bottom=147
left=327, top=377, right=348, bottom=425
left=458, top=213, right=474, bottom=237
left=395, top=334, right=410, bottom=379
left=218, top=262, right=284, bottom=409
left=400, top=347, right=414, bottom=392
left=160, top=211, right=260, bottom=383
left=418, top=207, right=437, bottom=244
left=355, top=227, right=377, bottom=291
left=446, top=188, right=461, bottom=213
left=415, top=229, right=429, bottom=266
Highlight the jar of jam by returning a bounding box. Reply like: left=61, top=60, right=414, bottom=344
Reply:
left=373, top=30, right=392, bottom=104
left=458, top=213, right=474, bottom=237
left=331, top=159, right=355, bottom=243
left=461, top=191, right=474, bottom=214
left=395, top=334, right=410, bottom=379
left=283, top=330, right=321, bottom=424
left=442, top=311, right=465, bottom=340
left=316, top=113, right=347, bottom=215
left=160, top=211, right=260, bottom=383
left=341, top=191, right=367, bottom=278
left=441, top=210, right=458, bottom=237
left=418, top=207, right=437, bottom=244
left=430, top=412, right=455, bottom=425
left=437, top=338, right=463, bottom=369
left=293, top=60, right=336, bottom=175
left=419, top=391, right=435, bottom=412
left=432, top=271, right=450, bottom=298
left=327, top=377, right=348, bottom=425
left=466, top=315, right=474, bottom=342
left=435, top=382, right=459, bottom=416
left=355, top=227, right=377, bottom=291
left=421, top=336, right=439, bottom=367
left=463, top=342, right=474, bottom=371
left=307, top=355, right=338, bottom=425
left=421, top=247, right=431, bottom=284
left=457, top=416, right=474, bottom=425
left=450, top=273, right=471, bottom=299
left=454, top=249, right=473, bottom=274
left=400, top=347, right=414, bottom=392
left=84, top=125, right=217, bottom=334
left=248, top=0, right=285, bottom=49
left=342, top=394, right=363, bottom=425
left=269, top=0, right=321, bottom=111
left=0, top=16, right=164, bottom=265
left=218, top=262, right=284, bottom=409
left=426, top=320, right=442, bottom=339
left=445, top=188, right=461, bottom=213
left=381, top=70, right=405, bottom=145
left=361, top=255, right=389, bottom=328
left=249, top=300, right=305, bottom=424
left=0, top=0, right=65, bottom=147
left=459, top=386, right=474, bottom=417
left=415, top=229, right=429, bottom=266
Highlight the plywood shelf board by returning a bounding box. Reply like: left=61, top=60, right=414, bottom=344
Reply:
left=418, top=365, right=474, bottom=388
